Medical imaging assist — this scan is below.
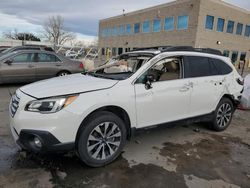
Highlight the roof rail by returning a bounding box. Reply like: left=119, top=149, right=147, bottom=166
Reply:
left=23, top=44, right=47, bottom=47
left=162, top=46, right=194, bottom=51
left=195, top=48, right=222, bottom=56
left=162, top=46, right=222, bottom=56
left=131, top=46, right=173, bottom=51
left=131, top=46, right=223, bottom=56
left=131, top=47, right=160, bottom=51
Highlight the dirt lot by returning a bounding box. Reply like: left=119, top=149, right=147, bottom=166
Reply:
left=0, top=84, right=250, bottom=188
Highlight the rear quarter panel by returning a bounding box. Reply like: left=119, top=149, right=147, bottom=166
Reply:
left=63, top=60, right=83, bottom=74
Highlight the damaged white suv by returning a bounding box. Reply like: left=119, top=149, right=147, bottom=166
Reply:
left=9, top=47, right=243, bottom=167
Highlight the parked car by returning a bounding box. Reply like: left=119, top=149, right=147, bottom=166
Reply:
left=0, top=50, right=84, bottom=84
left=0, top=45, right=54, bottom=57
left=9, top=47, right=243, bottom=167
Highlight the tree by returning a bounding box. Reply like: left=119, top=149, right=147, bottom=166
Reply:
left=43, top=15, right=75, bottom=45
left=4, top=29, right=41, bottom=41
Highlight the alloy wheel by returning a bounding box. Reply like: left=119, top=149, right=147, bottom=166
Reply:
left=59, top=72, right=68, bottom=76
left=216, top=103, right=232, bottom=128
left=87, top=122, right=121, bottom=160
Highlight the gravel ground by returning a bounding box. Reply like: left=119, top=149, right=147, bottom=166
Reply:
left=0, top=84, right=249, bottom=188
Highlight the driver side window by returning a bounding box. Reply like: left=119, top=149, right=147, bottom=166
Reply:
left=137, top=57, right=182, bottom=83
left=12, top=53, right=35, bottom=63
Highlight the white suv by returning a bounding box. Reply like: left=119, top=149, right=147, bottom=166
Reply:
left=9, top=47, right=243, bottom=167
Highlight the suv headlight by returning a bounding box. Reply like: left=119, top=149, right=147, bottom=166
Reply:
left=25, top=95, right=78, bottom=113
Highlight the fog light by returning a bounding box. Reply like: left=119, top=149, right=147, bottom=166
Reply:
left=34, top=137, right=42, bottom=148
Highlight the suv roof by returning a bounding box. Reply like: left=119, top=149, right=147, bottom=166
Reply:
left=131, top=46, right=222, bottom=56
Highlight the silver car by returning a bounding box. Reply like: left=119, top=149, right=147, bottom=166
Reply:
left=0, top=50, right=84, bottom=84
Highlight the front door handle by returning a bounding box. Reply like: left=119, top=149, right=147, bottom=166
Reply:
left=179, top=86, right=190, bottom=92
left=179, top=82, right=193, bottom=92
left=56, top=64, right=62, bottom=67
left=28, top=65, right=35, bottom=68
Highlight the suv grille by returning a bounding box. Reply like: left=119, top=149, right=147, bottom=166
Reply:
left=10, top=94, right=20, bottom=118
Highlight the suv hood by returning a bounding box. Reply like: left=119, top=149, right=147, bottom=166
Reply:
left=20, top=73, right=118, bottom=98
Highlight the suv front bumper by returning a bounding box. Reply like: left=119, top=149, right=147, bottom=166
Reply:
left=16, top=129, right=74, bottom=153
left=9, top=89, right=82, bottom=153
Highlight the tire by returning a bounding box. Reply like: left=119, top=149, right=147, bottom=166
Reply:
left=57, top=71, right=70, bottom=77
left=77, top=111, right=127, bottom=167
left=210, top=98, right=234, bottom=131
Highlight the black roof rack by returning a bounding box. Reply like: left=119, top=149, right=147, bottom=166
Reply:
left=131, top=46, right=222, bottom=56
left=162, top=46, right=222, bottom=56
left=23, top=44, right=48, bottom=47
left=131, top=47, right=160, bottom=51
left=195, top=48, right=222, bottom=56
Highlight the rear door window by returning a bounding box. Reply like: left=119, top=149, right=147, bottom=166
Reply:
left=184, top=56, right=211, bottom=78
left=209, top=58, right=232, bottom=75
left=37, top=53, right=61, bottom=62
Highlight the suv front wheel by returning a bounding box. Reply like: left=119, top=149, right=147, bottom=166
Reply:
left=211, top=98, right=234, bottom=131
left=77, top=111, right=127, bottom=167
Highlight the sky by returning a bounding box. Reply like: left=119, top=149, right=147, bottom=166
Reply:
left=0, top=0, right=249, bottom=43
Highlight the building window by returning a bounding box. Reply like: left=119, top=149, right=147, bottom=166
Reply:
left=125, top=48, right=130, bottom=52
left=205, top=15, right=214, bottom=30
left=227, top=20, right=234, bottom=34
left=108, top=28, right=112, bottom=37
left=231, top=51, right=238, bottom=64
left=103, top=28, right=108, bottom=37
left=223, top=50, right=230, bottom=57
left=118, top=48, right=123, bottom=55
left=113, top=26, right=118, bottom=36
left=143, top=20, right=150, bottom=33
left=126, top=24, right=131, bottom=35
left=240, top=52, right=246, bottom=61
left=153, top=19, right=161, bottom=32
left=112, top=48, right=117, bottom=56
left=217, top=18, right=224, bottom=32
left=164, top=17, right=174, bottom=31
left=236, top=23, right=243, bottom=35
left=105, top=28, right=109, bottom=37
left=119, top=25, right=124, bottom=35
left=134, top=23, right=140, bottom=33
left=101, top=48, right=105, bottom=55
left=101, top=29, right=105, bottom=37
left=177, top=15, right=189, bottom=30
left=245, top=25, right=250, bottom=37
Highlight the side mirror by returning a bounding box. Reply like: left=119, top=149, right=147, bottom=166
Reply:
left=4, top=59, right=12, bottom=65
left=145, top=74, right=154, bottom=90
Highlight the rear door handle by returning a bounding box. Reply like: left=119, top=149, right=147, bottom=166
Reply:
left=28, top=65, right=35, bottom=68
left=56, top=64, right=62, bottom=67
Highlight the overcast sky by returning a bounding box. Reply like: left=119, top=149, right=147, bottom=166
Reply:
left=0, top=0, right=249, bottom=42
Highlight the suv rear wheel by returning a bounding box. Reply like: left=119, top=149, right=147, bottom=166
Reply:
left=211, top=98, right=234, bottom=131
left=77, top=111, right=127, bottom=167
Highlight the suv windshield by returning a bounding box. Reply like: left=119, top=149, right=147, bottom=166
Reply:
left=86, top=53, right=153, bottom=80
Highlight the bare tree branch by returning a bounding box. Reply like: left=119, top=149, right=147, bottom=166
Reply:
left=43, top=15, right=75, bottom=45
left=3, top=29, right=41, bottom=41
